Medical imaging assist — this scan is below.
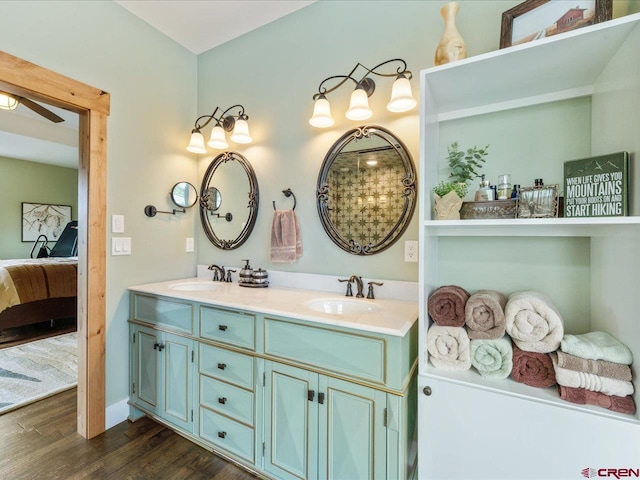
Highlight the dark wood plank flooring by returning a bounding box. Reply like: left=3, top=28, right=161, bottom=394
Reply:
left=0, top=388, right=259, bottom=479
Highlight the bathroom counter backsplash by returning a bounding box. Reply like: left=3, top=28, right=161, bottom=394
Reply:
left=129, top=269, right=418, bottom=337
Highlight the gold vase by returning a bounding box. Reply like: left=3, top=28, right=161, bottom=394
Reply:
left=435, top=2, right=467, bottom=66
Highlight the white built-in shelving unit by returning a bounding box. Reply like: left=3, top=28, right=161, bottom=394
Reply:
left=418, top=13, right=640, bottom=480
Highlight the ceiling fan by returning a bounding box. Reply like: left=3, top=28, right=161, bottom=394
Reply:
left=0, top=91, right=64, bottom=123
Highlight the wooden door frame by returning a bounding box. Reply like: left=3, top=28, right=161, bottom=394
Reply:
left=0, top=50, right=109, bottom=439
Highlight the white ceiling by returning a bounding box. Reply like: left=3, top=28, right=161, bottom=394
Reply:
left=2, top=1, right=314, bottom=168
left=115, top=0, right=316, bottom=54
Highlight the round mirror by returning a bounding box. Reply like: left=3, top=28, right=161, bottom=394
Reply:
left=200, top=152, right=259, bottom=250
left=204, top=187, right=222, bottom=211
left=171, top=182, right=198, bottom=208
left=316, top=125, right=416, bottom=255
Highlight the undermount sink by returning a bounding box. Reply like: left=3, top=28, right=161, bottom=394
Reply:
left=169, top=281, right=219, bottom=291
left=305, top=298, right=381, bottom=315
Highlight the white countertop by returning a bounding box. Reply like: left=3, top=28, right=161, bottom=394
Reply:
left=128, top=277, right=418, bottom=337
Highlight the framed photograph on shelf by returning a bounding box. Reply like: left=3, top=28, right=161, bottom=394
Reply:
left=564, top=151, right=629, bottom=217
left=516, top=185, right=560, bottom=218
left=500, top=0, right=613, bottom=49
left=22, top=202, right=72, bottom=242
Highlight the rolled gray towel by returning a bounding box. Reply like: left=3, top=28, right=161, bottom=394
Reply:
left=465, top=290, right=507, bottom=340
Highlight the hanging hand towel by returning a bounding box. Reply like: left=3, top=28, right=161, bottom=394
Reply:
left=270, top=209, right=302, bottom=263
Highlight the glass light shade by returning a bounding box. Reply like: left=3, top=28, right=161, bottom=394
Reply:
left=0, top=93, right=19, bottom=111
left=309, top=96, right=334, bottom=128
left=207, top=125, right=229, bottom=149
left=387, top=76, right=417, bottom=112
left=230, top=118, right=252, bottom=144
left=345, top=88, right=372, bottom=121
left=186, top=131, right=207, bottom=154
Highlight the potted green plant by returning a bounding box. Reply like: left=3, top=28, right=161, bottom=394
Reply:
left=433, top=141, right=489, bottom=219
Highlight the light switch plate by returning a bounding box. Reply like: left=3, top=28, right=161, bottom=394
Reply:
left=186, top=237, right=194, bottom=252
left=112, top=215, right=125, bottom=233
left=112, top=237, right=131, bottom=255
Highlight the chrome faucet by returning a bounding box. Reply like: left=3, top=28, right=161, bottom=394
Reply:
left=349, top=275, right=364, bottom=298
left=208, top=264, right=225, bottom=282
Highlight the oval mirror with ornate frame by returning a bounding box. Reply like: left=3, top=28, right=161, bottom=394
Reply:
left=316, top=125, right=417, bottom=255
left=200, top=151, right=259, bottom=250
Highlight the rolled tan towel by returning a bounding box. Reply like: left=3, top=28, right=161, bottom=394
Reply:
left=558, top=386, right=636, bottom=415
left=510, top=344, right=556, bottom=388
left=427, top=285, right=469, bottom=327
left=505, top=291, right=564, bottom=353
left=465, top=290, right=507, bottom=340
left=427, top=325, right=471, bottom=371
left=556, top=351, right=632, bottom=382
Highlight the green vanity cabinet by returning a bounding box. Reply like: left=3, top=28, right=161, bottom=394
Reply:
left=264, top=361, right=387, bottom=480
left=130, top=323, right=196, bottom=433
left=128, top=291, right=417, bottom=479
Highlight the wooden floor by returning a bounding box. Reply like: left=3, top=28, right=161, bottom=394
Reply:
left=0, top=388, right=258, bottom=479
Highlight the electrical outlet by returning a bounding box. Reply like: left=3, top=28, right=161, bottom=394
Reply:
left=186, top=237, right=194, bottom=252
left=404, top=240, right=418, bottom=262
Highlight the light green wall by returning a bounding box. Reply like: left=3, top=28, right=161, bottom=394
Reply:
left=1, top=0, right=638, bottom=415
left=0, top=156, right=78, bottom=259
left=193, top=0, right=640, bottom=280
left=0, top=1, right=198, bottom=407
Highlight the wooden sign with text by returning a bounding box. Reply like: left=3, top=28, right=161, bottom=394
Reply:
left=564, top=152, right=629, bottom=218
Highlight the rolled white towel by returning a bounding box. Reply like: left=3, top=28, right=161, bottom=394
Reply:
left=505, top=291, right=564, bottom=353
left=550, top=353, right=634, bottom=397
left=427, top=325, right=471, bottom=371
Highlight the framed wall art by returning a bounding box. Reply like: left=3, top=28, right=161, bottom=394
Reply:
left=500, top=0, right=613, bottom=49
left=516, top=185, right=560, bottom=218
left=22, top=202, right=72, bottom=242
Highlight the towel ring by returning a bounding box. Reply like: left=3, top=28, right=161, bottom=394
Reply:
left=273, top=188, right=296, bottom=210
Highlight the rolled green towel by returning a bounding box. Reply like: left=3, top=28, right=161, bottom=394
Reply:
left=470, top=336, right=513, bottom=379
left=561, top=331, right=633, bottom=365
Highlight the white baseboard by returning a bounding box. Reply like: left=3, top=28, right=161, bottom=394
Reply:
left=105, top=397, right=130, bottom=429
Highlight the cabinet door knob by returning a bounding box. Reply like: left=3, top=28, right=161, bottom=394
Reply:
left=218, top=431, right=226, bottom=439
left=218, top=325, right=228, bottom=331
left=423, top=386, right=432, bottom=396
left=217, top=363, right=226, bottom=370
left=218, top=397, right=227, bottom=405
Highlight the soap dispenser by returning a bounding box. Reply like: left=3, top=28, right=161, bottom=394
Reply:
left=239, top=259, right=254, bottom=285
left=475, top=175, right=495, bottom=201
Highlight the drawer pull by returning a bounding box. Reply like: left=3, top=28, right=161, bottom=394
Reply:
left=308, top=390, right=315, bottom=402
left=218, top=431, right=226, bottom=439
left=218, top=397, right=227, bottom=405
left=217, top=363, right=227, bottom=370
left=318, top=392, right=325, bottom=405
left=218, top=325, right=228, bottom=331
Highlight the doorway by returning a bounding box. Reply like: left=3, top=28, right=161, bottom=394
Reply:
left=0, top=50, right=109, bottom=438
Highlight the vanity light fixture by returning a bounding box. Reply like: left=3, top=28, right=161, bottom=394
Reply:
left=186, top=104, right=252, bottom=154
left=309, top=58, right=416, bottom=128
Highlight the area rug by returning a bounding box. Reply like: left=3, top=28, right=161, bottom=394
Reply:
left=0, top=332, right=77, bottom=415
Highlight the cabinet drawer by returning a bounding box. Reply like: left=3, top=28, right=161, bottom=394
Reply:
left=200, top=307, right=255, bottom=350
left=200, top=375, right=254, bottom=426
left=199, top=343, right=254, bottom=390
left=264, top=318, right=386, bottom=385
left=200, top=408, right=254, bottom=463
left=132, top=294, right=193, bottom=334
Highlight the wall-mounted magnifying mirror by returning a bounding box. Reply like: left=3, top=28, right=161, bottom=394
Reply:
left=203, top=187, right=222, bottom=211
left=144, top=181, right=199, bottom=217
left=200, top=151, right=259, bottom=250
left=316, top=125, right=417, bottom=255
left=171, top=181, right=198, bottom=208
